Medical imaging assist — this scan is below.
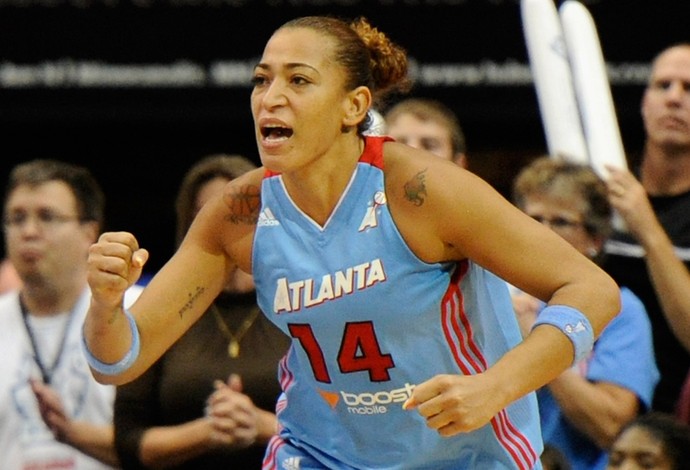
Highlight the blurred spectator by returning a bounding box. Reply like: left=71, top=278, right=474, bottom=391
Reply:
left=512, top=157, right=659, bottom=470
left=384, top=97, right=468, bottom=167
left=602, top=43, right=690, bottom=414
left=606, top=412, right=690, bottom=470
left=0, top=159, right=142, bottom=469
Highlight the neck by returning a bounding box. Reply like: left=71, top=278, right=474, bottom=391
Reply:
left=21, top=282, right=86, bottom=317
left=282, top=135, right=364, bottom=225
left=640, top=141, right=690, bottom=196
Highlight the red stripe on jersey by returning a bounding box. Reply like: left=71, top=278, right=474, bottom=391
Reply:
left=442, top=260, right=538, bottom=470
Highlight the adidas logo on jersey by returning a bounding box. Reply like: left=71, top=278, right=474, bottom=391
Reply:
left=281, top=456, right=301, bottom=470
left=258, top=207, right=280, bottom=227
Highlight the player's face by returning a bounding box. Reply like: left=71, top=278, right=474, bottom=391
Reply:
left=251, top=27, right=353, bottom=173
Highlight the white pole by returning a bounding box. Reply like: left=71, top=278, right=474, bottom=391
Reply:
left=521, top=0, right=589, bottom=164
left=559, top=0, right=628, bottom=179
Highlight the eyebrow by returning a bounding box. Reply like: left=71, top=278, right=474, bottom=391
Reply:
left=254, top=62, right=319, bottom=74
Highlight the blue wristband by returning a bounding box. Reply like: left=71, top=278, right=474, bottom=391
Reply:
left=82, top=309, right=141, bottom=376
left=532, top=305, right=594, bottom=364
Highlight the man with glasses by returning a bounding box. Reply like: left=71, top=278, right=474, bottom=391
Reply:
left=0, top=159, right=142, bottom=469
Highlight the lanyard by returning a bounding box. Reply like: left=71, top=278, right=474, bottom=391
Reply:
left=19, top=295, right=75, bottom=385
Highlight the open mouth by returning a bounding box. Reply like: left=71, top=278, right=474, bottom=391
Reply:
left=261, top=125, right=293, bottom=141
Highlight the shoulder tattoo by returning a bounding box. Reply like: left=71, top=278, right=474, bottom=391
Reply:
left=403, top=169, right=427, bottom=207
left=225, top=184, right=261, bottom=224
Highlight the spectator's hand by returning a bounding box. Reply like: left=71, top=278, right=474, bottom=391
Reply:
left=87, top=231, right=149, bottom=309
left=31, top=379, right=71, bottom=442
left=605, top=166, right=659, bottom=242
left=205, top=374, right=259, bottom=449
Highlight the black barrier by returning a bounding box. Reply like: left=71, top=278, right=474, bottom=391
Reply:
left=1, top=0, right=685, bottom=270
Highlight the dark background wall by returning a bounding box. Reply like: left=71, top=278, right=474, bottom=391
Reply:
left=1, top=0, right=687, bottom=273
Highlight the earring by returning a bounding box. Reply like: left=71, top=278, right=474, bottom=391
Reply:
left=587, top=247, right=599, bottom=258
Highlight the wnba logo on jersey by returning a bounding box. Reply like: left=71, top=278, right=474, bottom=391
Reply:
left=318, top=383, right=416, bottom=415
left=358, top=191, right=386, bottom=232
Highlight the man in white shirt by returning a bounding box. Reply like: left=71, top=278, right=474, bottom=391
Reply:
left=0, top=159, right=142, bottom=469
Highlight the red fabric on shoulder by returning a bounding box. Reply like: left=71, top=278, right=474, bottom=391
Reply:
left=360, top=135, right=393, bottom=169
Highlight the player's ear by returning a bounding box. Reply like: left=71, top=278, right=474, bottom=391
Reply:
left=342, top=86, right=372, bottom=129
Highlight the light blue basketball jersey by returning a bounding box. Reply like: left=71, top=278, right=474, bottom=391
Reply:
left=253, top=136, right=543, bottom=470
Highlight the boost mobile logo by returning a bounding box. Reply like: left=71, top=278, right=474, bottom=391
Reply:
left=318, top=383, right=416, bottom=415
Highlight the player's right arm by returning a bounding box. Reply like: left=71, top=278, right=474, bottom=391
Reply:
left=83, top=168, right=263, bottom=385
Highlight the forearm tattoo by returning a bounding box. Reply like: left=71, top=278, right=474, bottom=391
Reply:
left=225, top=184, right=261, bottom=224
left=179, top=285, right=205, bottom=318
left=404, top=169, right=427, bottom=206
left=107, top=311, right=120, bottom=325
